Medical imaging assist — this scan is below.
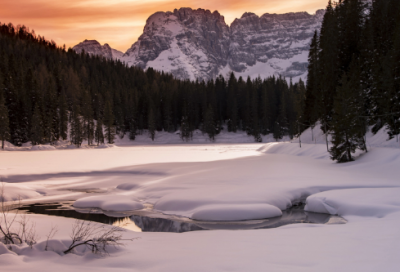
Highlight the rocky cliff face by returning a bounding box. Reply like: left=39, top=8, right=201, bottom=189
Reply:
left=121, top=8, right=230, bottom=80
left=229, top=10, right=325, bottom=78
left=73, top=8, right=325, bottom=81
left=73, top=40, right=124, bottom=60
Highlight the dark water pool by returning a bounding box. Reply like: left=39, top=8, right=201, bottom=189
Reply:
left=16, top=202, right=346, bottom=233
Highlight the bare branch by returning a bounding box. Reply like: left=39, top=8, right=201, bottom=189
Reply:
left=45, top=224, right=59, bottom=251
left=64, top=218, right=125, bottom=255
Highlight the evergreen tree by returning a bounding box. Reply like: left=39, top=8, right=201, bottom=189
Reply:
left=95, top=118, right=104, bottom=146
left=128, top=92, right=137, bottom=140
left=384, top=14, right=400, bottom=140
left=329, top=61, right=367, bottom=162
left=70, top=105, right=83, bottom=147
left=148, top=104, right=156, bottom=141
left=227, top=72, right=238, bottom=132
left=368, top=0, right=400, bottom=132
left=103, top=100, right=115, bottom=144
left=0, top=89, right=10, bottom=149
left=304, top=30, right=320, bottom=128
left=180, top=116, right=191, bottom=142
left=82, top=91, right=94, bottom=145
left=129, top=119, right=137, bottom=140
left=273, top=121, right=282, bottom=141
left=30, top=104, right=43, bottom=145
left=318, top=0, right=340, bottom=133
left=248, top=78, right=261, bottom=142
left=58, top=91, right=68, bottom=141
left=203, top=104, right=216, bottom=141
left=277, top=89, right=289, bottom=137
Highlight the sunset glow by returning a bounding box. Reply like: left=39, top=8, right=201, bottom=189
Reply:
left=1, top=0, right=328, bottom=51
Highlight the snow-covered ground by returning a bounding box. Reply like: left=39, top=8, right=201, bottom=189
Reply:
left=0, top=127, right=292, bottom=151
left=1, top=125, right=400, bottom=271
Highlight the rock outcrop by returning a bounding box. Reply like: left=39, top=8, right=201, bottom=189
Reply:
left=73, top=40, right=124, bottom=60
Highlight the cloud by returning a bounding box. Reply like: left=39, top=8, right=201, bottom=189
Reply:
left=0, top=0, right=327, bottom=51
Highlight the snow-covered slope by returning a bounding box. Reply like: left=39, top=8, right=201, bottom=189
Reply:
left=73, top=8, right=324, bottom=81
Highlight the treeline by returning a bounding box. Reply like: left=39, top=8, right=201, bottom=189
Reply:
left=0, top=22, right=306, bottom=148
left=304, top=0, right=400, bottom=162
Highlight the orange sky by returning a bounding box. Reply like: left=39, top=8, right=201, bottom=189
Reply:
left=0, top=0, right=328, bottom=52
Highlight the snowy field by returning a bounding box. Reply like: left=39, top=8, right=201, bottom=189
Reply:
left=1, top=126, right=400, bottom=271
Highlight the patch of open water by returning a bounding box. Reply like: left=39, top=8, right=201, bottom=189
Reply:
left=16, top=202, right=346, bottom=233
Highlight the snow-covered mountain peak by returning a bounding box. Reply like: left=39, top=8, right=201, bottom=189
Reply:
left=120, top=7, right=230, bottom=80
left=73, top=7, right=325, bottom=81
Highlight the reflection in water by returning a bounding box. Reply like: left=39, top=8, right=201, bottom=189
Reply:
left=17, top=203, right=346, bottom=233
left=113, top=217, right=142, bottom=232
left=131, top=215, right=205, bottom=232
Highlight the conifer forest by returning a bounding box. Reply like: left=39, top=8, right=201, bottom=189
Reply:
left=0, top=0, right=399, bottom=163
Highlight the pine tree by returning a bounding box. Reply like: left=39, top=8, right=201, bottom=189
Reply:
left=293, top=78, right=306, bottom=134
left=304, top=30, right=320, bottom=128
left=227, top=72, right=238, bottom=132
left=129, top=119, right=137, bottom=140
left=0, top=89, right=10, bottom=149
left=203, top=104, right=216, bottom=141
left=273, top=121, right=282, bottom=141
left=82, top=91, right=94, bottom=145
left=70, top=105, right=83, bottom=147
left=277, top=89, right=289, bottom=137
left=30, top=104, right=43, bottom=146
left=128, top=93, right=137, bottom=140
left=248, top=78, right=261, bottom=142
left=148, top=105, right=156, bottom=141
left=318, top=0, right=340, bottom=133
left=103, top=100, right=115, bottom=144
left=58, top=91, right=68, bottom=141
left=180, top=116, right=191, bottom=142
left=369, top=0, right=400, bottom=132
left=384, top=14, right=400, bottom=140
left=329, top=61, right=367, bottom=162
left=95, top=118, right=104, bottom=146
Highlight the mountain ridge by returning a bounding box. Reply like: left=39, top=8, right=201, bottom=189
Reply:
left=73, top=8, right=325, bottom=81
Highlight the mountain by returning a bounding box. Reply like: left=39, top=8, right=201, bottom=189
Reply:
left=73, top=40, right=124, bottom=60
left=73, top=8, right=325, bottom=81
left=227, top=10, right=325, bottom=80
left=122, top=8, right=230, bottom=81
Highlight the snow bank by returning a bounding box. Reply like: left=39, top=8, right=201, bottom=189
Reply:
left=1, top=141, right=28, bottom=151
left=114, top=128, right=291, bottom=146
left=0, top=183, right=41, bottom=202
left=30, top=144, right=57, bottom=151
left=191, top=204, right=282, bottom=221
left=73, top=195, right=144, bottom=212
left=291, top=122, right=400, bottom=149
left=259, top=142, right=331, bottom=160
left=95, top=143, right=116, bottom=149
left=305, top=188, right=400, bottom=217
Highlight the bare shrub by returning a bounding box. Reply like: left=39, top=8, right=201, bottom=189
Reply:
left=45, top=224, right=58, bottom=251
left=63, top=219, right=126, bottom=255
left=18, top=214, right=39, bottom=248
left=1, top=182, right=131, bottom=256
left=0, top=182, right=23, bottom=244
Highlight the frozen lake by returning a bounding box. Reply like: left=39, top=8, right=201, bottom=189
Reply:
left=1, top=141, right=400, bottom=271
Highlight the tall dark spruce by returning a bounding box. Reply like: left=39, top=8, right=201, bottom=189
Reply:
left=0, top=86, right=10, bottom=149
left=304, top=0, right=400, bottom=162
